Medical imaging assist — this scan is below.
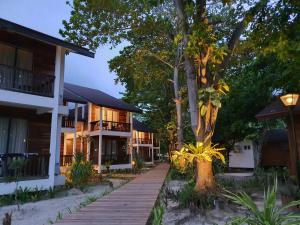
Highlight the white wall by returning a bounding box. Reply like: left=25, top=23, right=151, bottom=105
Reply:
left=229, top=140, right=255, bottom=169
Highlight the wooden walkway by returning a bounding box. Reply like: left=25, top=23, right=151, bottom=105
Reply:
left=57, top=163, right=169, bottom=225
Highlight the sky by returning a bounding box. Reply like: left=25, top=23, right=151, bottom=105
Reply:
left=0, top=0, right=126, bottom=98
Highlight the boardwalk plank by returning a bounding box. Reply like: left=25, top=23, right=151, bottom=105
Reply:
left=56, top=163, right=169, bottom=225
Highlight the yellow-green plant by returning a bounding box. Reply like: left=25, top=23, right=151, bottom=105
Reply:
left=171, top=142, right=225, bottom=192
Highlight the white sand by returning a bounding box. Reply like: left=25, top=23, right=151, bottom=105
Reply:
left=0, top=179, right=127, bottom=225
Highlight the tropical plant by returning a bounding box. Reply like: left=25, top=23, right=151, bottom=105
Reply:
left=171, top=142, right=225, bottom=192
left=152, top=203, right=165, bottom=225
left=176, top=180, right=216, bottom=213
left=7, top=158, right=27, bottom=210
left=104, top=161, right=112, bottom=173
left=67, top=153, right=94, bottom=187
left=225, top=180, right=300, bottom=225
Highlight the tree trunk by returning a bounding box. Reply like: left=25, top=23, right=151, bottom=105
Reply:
left=173, top=66, right=183, bottom=149
left=194, top=158, right=215, bottom=192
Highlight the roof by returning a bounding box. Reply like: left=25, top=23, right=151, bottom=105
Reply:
left=256, top=98, right=300, bottom=120
left=133, top=119, right=155, bottom=133
left=63, top=89, right=87, bottom=104
left=0, top=18, right=94, bottom=58
left=263, top=129, right=288, bottom=144
left=64, top=83, right=142, bottom=113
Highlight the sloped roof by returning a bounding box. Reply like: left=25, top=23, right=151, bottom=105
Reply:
left=63, top=89, right=87, bottom=104
left=133, top=119, right=155, bottom=133
left=64, top=83, right=142, bottom=113
left=263, top=129, right=288, bottom=143
left=256, top=98, right=300, bottom=120
left=0, top=18, right=94, bottom=58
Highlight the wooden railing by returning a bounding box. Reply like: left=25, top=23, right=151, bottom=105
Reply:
left=62, top=117, right=75, bottom=128
left=90, top=120, right=131, bottom=132
left=0, top=64, right=55, bottom=97
left=133, top=138, right=152, bottom=144
left=60, top=154, right=73, bottom=166
left=101, top=155, right=130, bottom=165
left=153, top=139, right=160, bottom=147
left=0, top=153, right=50, bottom=179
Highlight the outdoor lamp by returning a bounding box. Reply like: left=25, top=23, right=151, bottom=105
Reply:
left=280, top=93, right=299, bottom=107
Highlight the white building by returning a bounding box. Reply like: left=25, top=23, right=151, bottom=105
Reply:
left=229, top=140, right=255, bottom=169
left=0, top=19, right=94, bottom=195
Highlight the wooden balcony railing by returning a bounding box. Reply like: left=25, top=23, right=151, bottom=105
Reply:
left=60, top=154, right=73, bottom=166
left=133, top=138, right=152, bottom=144
left=90, top=120, right=131, bottom=132
left=62, top=117, right=75, bottom=128
left=0, top=153, right=50, bottom=179
left=0, top=64, right=55, bottom=97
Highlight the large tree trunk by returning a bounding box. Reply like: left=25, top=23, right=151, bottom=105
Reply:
left=173, top=66, right=183, bottom=149
left=194, top=158, right=215, bottom=192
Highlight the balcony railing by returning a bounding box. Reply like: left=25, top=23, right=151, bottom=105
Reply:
left=133, top=138, right=152, bottom=144
left=0, top=153, right=50, bottom=180
left=0, top=64, right=55, bottom=97
left=60, top=154, right=73, bottom=166
left=62, top=117, right=75, bottom=128
left=90, top=120, right=131, bottom=132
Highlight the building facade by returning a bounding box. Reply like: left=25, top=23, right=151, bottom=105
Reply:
left=0, top=19, right=94, bottom=195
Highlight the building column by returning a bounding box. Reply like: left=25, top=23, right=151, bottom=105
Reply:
left=49, top=46, right=65, bottom=187
left=87, top=103, right=92, bottom=161
left=98, top=107, right=103, bottom=173
left=129, top=112, right=133, bottom=167
left=72, top=103, right=78, bottom=158
left=137, top=131, right=140, bottom=155
left=151, top=133, right=154, bottom=164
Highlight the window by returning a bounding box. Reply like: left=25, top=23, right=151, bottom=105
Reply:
left=0, top=43, right=33, bottom=71
left=0, top=117, right=28, bottom=154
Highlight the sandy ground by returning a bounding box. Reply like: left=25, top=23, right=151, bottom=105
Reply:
left=163, top=179, right=282, bottom=225
left=0, top=179, right=127, bottom=225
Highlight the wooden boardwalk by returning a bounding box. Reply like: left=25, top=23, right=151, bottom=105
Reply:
left=57, top=163, right=169, bottom=225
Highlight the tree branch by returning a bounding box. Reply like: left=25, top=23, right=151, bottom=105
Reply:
left=218, top=0, right=269, bottom=75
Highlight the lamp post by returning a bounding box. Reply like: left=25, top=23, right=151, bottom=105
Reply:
left=280, top=93, right=300, bottom=184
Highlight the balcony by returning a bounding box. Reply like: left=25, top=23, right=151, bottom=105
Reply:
left=133, top=138, right=152, bottom=144
left=0, top=64, right=55, bottom=97
left=91, top=120, right=131, bottom=132
left=0, top=153, right=50, bottom=180
left=62, top=117, right=75, bottom=129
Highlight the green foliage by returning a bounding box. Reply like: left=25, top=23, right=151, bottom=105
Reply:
left=152, top=203, right=165, bottom=225
left=133, top=155, right=145, bottom=171
left=168, top=167, right=194, bottom=181
left=67, top=153, right=94, bottom=187
left=225, top=180, right=300, bottom=225
left=171, top=142, right=225, bottom=172
left=175, top=181, right=216, bottom=212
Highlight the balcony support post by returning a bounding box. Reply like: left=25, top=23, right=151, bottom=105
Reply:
left=151, top=133, right=154, bottom=164
left=98, top=107, right=103, bottom=173
left=73, top=103, right=78, bottom=159
left=87, top=103, right=92, bottom=161
left=130, top=112, right=133, bottom=167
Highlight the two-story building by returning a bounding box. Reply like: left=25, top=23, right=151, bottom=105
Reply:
left=0, top=19, right=94, bottom=195
left=60, top=83, right=141, bottom=172
left=132, top=119, right=160, bottom=164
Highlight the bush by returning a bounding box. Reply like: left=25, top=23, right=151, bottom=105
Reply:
left=168, top=166, right=194, bottom=181
left=225, top=179, right=300, bottom=225
left=67, top=153, right=94, bottom=187
left=173, top=181, right=216, bottom=212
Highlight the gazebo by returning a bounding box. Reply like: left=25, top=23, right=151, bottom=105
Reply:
left=256, top=96, right=300, bottom=176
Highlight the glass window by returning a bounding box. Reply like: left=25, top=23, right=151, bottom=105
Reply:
left=0, top=43, right=15, bottom=66
left=16, top=49, right=33, bottom=71
left=0, top=117, right=9, bottom=154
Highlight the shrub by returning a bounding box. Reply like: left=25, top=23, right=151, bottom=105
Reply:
left=225, top=179, right=300, bottom=225
left=67, top=153, right=94, bottom=187
left=133, top=155, right=144, bottom=171
left=175, top=181, right=216, bottom=212
left=168, top=167, right=194, bottom=181
left=152, top=203, right=165, bottom=225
